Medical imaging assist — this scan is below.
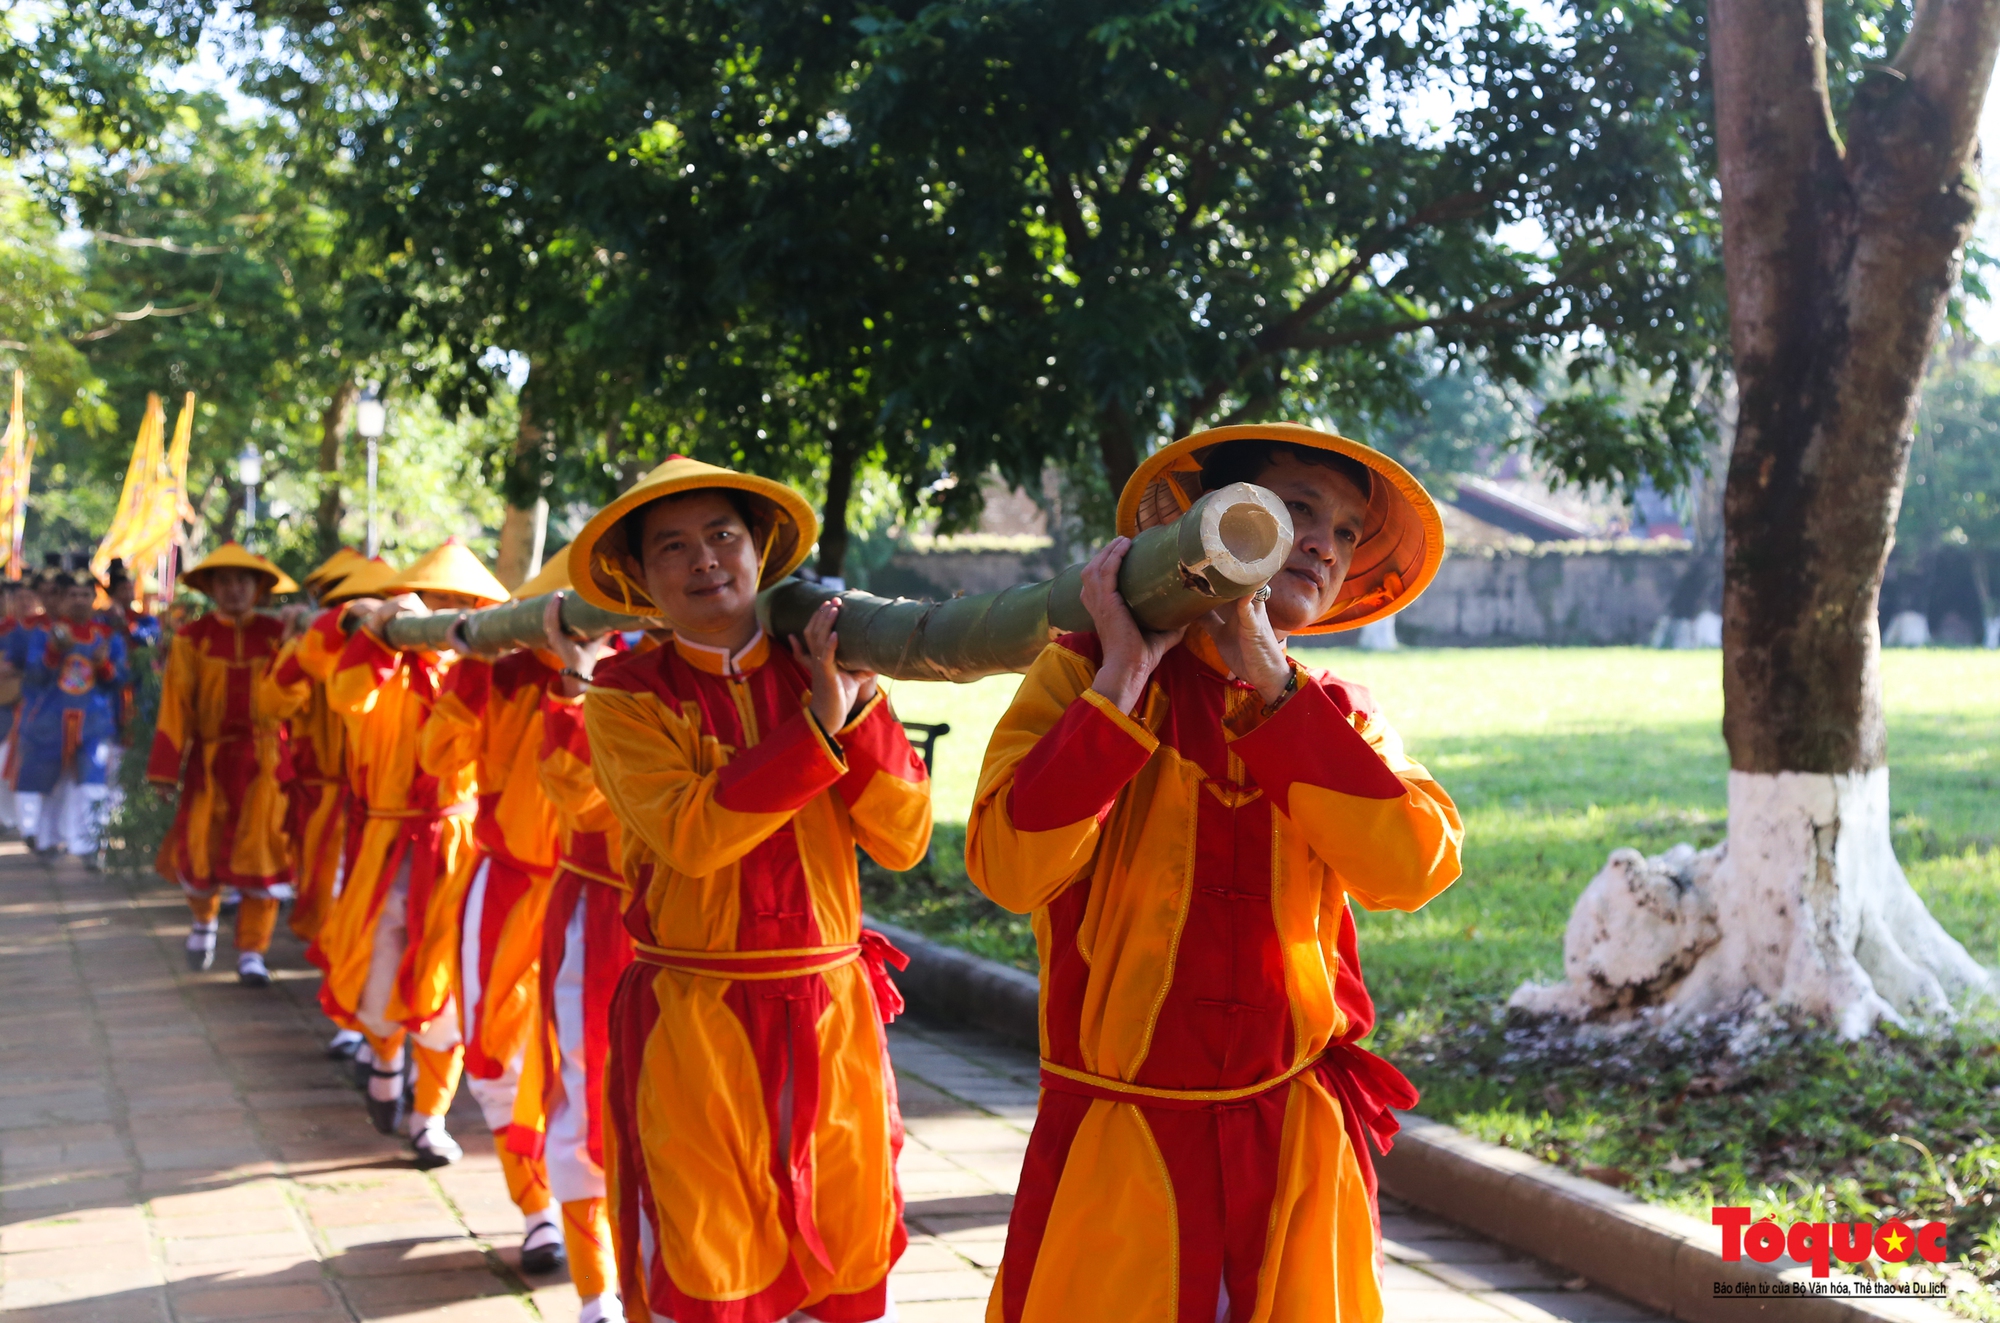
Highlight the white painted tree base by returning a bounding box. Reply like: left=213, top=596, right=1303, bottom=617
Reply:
left=1511, top=769, right=1993, bottom=1039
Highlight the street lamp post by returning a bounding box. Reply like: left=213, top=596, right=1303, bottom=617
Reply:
left=238, top=442, right=264, bottom=545
left=355, top=387, right=387, bottom=557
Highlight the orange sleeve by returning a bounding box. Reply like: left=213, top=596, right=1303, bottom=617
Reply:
left=1231, top=675, right=1463, bottom=912
left=830, top=692, right=933, bottom=872
left=538, top=697, right=608, bottom=831
left=260, top=635, right=313, bottom=722
left=145, top=628, right=198, bottom=785
left=326, top=626, right=398, bottom=718
left=419, top=657, right=488, bottom=781
left=584, top=681, right=849, bottom=878
left=965, top=640, right=1158, bottom=914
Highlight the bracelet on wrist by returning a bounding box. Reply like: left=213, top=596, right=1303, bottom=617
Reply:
left=1263, top=668, right=1300, bottom=715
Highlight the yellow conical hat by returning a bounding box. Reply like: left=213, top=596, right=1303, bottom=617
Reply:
left=1118, top=423, right=1444, bottom=634
left=181, top=543, right=300, bottom=601
left=304, top=546, right=367, bottom=592
left=318, top=556, right=400, bottom=605
left=382, top=538, right=508, bottom=608
left=567, top=456, right=816, bottom=614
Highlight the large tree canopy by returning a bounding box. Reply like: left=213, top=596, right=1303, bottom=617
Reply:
left=243, top=0, right=1727, bottom=568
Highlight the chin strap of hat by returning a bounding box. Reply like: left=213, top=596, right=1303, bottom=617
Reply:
left=596, top=549, right=648, bottom=615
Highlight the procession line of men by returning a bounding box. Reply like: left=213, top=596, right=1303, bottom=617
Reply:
left=138, top=420, right=1462, bottom=1323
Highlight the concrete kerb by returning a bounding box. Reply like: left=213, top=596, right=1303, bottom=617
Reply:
left=866, top=915, right=1961, bottom=1323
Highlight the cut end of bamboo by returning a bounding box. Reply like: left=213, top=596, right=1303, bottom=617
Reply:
left=1190, top=482, right=1292, bottom=594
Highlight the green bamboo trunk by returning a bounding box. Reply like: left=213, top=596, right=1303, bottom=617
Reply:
left=378, top=480, right=1292, bottom=682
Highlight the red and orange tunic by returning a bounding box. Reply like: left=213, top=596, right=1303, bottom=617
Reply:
left=586, top=631, right=932, bottom=1323
left=966, top=631, right=1462, bottom=1323
left=418, top=650, right=562, bottom=1080
left=314, top=627, right=475, bottom=1035
left=509, top=679, right=637, bottom=1164
left=147, top=612, right=292, bottom=893
left=262, top=615, right=351, bottom=940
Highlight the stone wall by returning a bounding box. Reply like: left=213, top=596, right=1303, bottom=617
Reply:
left=1394, top=547, right=1695, bottom=647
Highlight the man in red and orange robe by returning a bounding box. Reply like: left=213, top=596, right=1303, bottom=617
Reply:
left=149, top=544, right=298, bottom=986
left=315, top=540, right=506, bottom=1151
left=415, top=618, right=564, bottom=1254
left=967, top=426, right=1463, bottom=1323
left=265, top=555, right=401, bottom=1060
left=573, top=457, right=932, bottom=1323
left=519, top=602, right=640, bottom=1323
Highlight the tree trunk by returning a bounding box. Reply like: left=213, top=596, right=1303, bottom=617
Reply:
left=315, top=377, right=358, bottom=558
left=494, top=364, right=549, bottom=590
left=1097, top=407, right=1140, bottom=496
left=816, top=436, right=861, bottom=583
left=1518, top=0, right=2000, bottom=1036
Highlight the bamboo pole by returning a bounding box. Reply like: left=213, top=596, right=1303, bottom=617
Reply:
left=371, top=480, right=1293, bottom=682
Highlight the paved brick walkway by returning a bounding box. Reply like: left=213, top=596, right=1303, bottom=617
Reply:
left=0, top=847, right=1666, bottom=1322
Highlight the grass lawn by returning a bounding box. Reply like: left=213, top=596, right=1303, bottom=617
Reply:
left=873, top=647, right=2000, bottom=1308
left=876, top=648, right=2000, bottom=996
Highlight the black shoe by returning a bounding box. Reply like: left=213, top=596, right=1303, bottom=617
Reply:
left=185, top=926, right=218, bottom=972
left=365, top=1065, right=406, bottom=1135
left=236, top=952, right=271, bottom=988
left=410, top=1122, right=463, bottom=1170
left=350, top=1048, right=374, bottom=1092
left=325, top=1030, right=364, bottom=1061
left=520, top=1220, right=567, bottom=1275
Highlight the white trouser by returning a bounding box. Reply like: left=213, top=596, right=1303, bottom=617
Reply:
left=17, top=776, right=107, bottom=855
left=356, top=852, right=460, bottom=1053
left=457, top=859, right=524, bottom=1131
left=545, top=900, right=604, bottom=1203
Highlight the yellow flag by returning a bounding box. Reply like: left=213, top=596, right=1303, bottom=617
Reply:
left=0, top=371, right=22, bottom=578
left=93, top=392, right=167, bottom=580
left=123, top=391, right=194, bottom=580
left=14, top=430, right=32, bottom=580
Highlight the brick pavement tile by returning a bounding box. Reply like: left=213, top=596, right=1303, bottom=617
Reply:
left=161, top=1254, right=327, bottom=1286
left=0, top=1094, right=115, bottom=1129
left=122, top=1083, right=244, bottom=1116
left=1490, top=1289, right=1665, bottom=1322
left=301, top=1194, right=459, bottom=1230
left=0, top=1268, right=166, bottom=1308
left=0, top=1241, right=160, bottom=1280
left=899, top=1168, right=1003, bottom=1198
left=896, top=1300, right=987, bottom=1323
left=0, top=1292, right=171, bottom=1322
left=897, top=1140, right=962, bottom=1171
left=150, top=1209, right=302, bottom=1241
left=1380, top=1287, right=1522, bottom=1321
left=329, top=1238, right=494, bottom=1277
left=1387, top=1260, right=1460, bottom=1290
left=940, top=1236, right=1003, bottom=1270
left=1425, top=1258, right=1572, bottom=1292
left=161, top=1229, right=316, bottom=1266
left=350, top=1298, right=535, bottom=1321
left=527, top=1282, right=583, bottom=1322
left=888, top=1268, right=995, bottom=1303
left=337, top=1267, right=514, bottom=1310
left=323, top=1220, right=479, bottom=1252
left=167, top=1278, right=341, bottom=1320
left=902, top=1117, right=1031, bottom=1151
left=0, top=1175, right=138, bottom=1213
left=0, top=1206, right=149, bottom=1252
left=146, top=1177, right=291, bottom=1216
left=894, top=1238, right=973, bottom=1274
